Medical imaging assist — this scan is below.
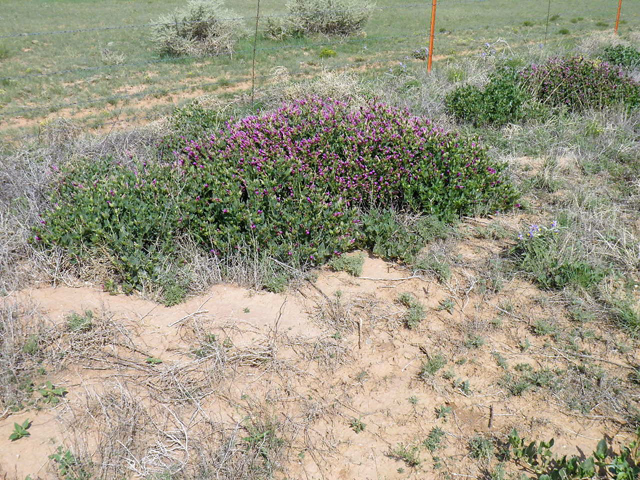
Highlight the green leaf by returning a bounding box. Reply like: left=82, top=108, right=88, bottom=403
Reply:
left=595, top=438, right=607, bottom=460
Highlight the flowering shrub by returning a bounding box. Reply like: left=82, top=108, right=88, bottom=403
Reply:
left=35, top=98, right=517, bottom=297
left=519, top=56, right=640, bottom=111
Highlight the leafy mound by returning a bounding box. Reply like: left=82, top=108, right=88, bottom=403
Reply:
left=444, top=67, right=530, bottom=127
left=519, top=56, right=640, bottom=111
left=35, top=98, right=517, bottom=298
left=446, top=57, right=640, bottom=126
left=602, top=44, right=640, bottom=69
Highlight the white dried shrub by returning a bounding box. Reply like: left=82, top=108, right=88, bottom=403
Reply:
left=152, top=0, right=244, bottom=57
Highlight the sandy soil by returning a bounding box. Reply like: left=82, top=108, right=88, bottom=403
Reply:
left=1, top=235, right=637, bottom=480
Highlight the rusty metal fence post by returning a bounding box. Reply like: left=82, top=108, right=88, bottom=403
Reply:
left=427, top=0, right=437, bottom=73
left=615, top=0, right=623, bottom=34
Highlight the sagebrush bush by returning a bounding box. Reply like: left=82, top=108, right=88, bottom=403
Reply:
left=35, top=98, right=517, bottom=297
left=519, top=56, right=640, bottom=111
left=445, top=67, right=531, bottom=126
left=279, top=0, right=374, bottom=37
left=151, top=0, right=243, bottom=57
left=602, top=45, right=640, bottom=69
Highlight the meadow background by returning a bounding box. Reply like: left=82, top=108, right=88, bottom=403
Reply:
left=0, top=0, right=636, bottom=143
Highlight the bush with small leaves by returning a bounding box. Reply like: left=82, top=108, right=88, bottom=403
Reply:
left=602, top=45, right=640, bottom=69
left=445, top=67, right=532, bottom=126
left=35, top=98, right=517, bottom=299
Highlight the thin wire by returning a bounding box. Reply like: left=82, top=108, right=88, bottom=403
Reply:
left=544, top=0, right=552, bottom=42
left=251, top=0, right=262, bottom=104
left=0, top=57, right=397, bottom=118
left=0, top=3, right=429, bottom=39
left=0, top=33, right=424, bottom=82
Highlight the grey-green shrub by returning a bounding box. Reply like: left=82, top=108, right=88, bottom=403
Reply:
left=285, top=0, right=374, bottom=37
left=151, top=0, right=244, bottom=57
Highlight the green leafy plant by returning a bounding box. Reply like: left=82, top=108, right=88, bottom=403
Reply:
left=438, top=298, right=455, bottom=314
left=397, top=293, right=426, bottom=329
left=9, top=419, right=31, bottom=442
left=511, top=222, right=607, bottom=291
left=49, top=446, right=92, bottom=480
left=9, top=419, right=31, bottom=441
left=66, top=311, right=94, bottom=333
left=38, top=382, right=68, bottom=404
left=329, top=253, right=365, bottom=277
left=424, top=427, right=446, bottom=452
left=390, top=443, right=422, bottom=467
left=36, top=98, right=516, bottom=300
left=603, top=45, right=640, bottom=68
left=435, top=406, right=452, bottom=420
left=469, top=434, right=494, bottom=460
left=349, top=417, right=366, bottom=433
left=419, top=353, right=447, bottom=378
left=506, top=428, right=640, bottom=480
left=445, top=67, right=532, bottom=126
left=360, top=211, right=452, bottom=263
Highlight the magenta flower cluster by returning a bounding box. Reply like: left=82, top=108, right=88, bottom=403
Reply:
left=170, top=97, right=517, bottom=264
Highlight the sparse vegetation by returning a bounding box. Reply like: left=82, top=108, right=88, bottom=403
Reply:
left=419, top=353, right=447, bottom=378
left=329, top=253, right=365, bottom=277
left=349, top=417, right=366, bottom=433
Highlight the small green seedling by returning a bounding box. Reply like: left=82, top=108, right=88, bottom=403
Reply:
left=9, top=419, right=31, bottom=441
left=66, top=311, right=93, bottom=333
left=349, top=417, right=366, bottom=433
left=39, top=382, right=68, bottom=404
left=145, top=357, right=163, bottom=365
left=438, top=298, right=455, bottom=314
left=435, top=405, right=452, bottom=420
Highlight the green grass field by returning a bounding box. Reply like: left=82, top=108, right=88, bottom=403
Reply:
left=0, top=0, right=636, bottom=141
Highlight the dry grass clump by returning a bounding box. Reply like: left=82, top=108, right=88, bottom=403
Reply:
left=267, top=67, right=368, bottom=107
left=151, top=0, right=244, bottom=58
left=576, top=31, right=631, bottom=57
left=0, top=300, right=55, bottom=414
